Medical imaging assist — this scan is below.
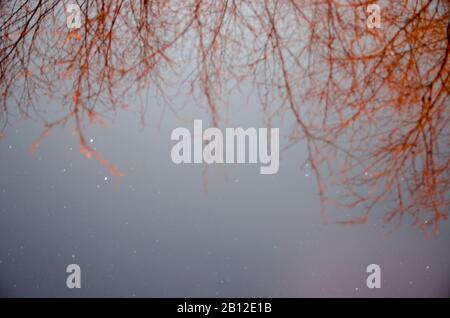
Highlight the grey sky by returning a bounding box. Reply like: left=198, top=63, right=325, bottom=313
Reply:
left=0, top=84, right=449, bottom=298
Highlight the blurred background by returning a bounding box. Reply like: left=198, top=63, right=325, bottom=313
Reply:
left=0, top=91, right=449, bottom=298
left=1, top=0, right=449, bottom=298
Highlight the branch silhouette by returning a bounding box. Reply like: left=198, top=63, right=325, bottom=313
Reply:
left=1, top=0, right=449, bottom=233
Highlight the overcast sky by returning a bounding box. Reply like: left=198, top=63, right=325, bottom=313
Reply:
left=0, top=79, right=449, bottom=298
